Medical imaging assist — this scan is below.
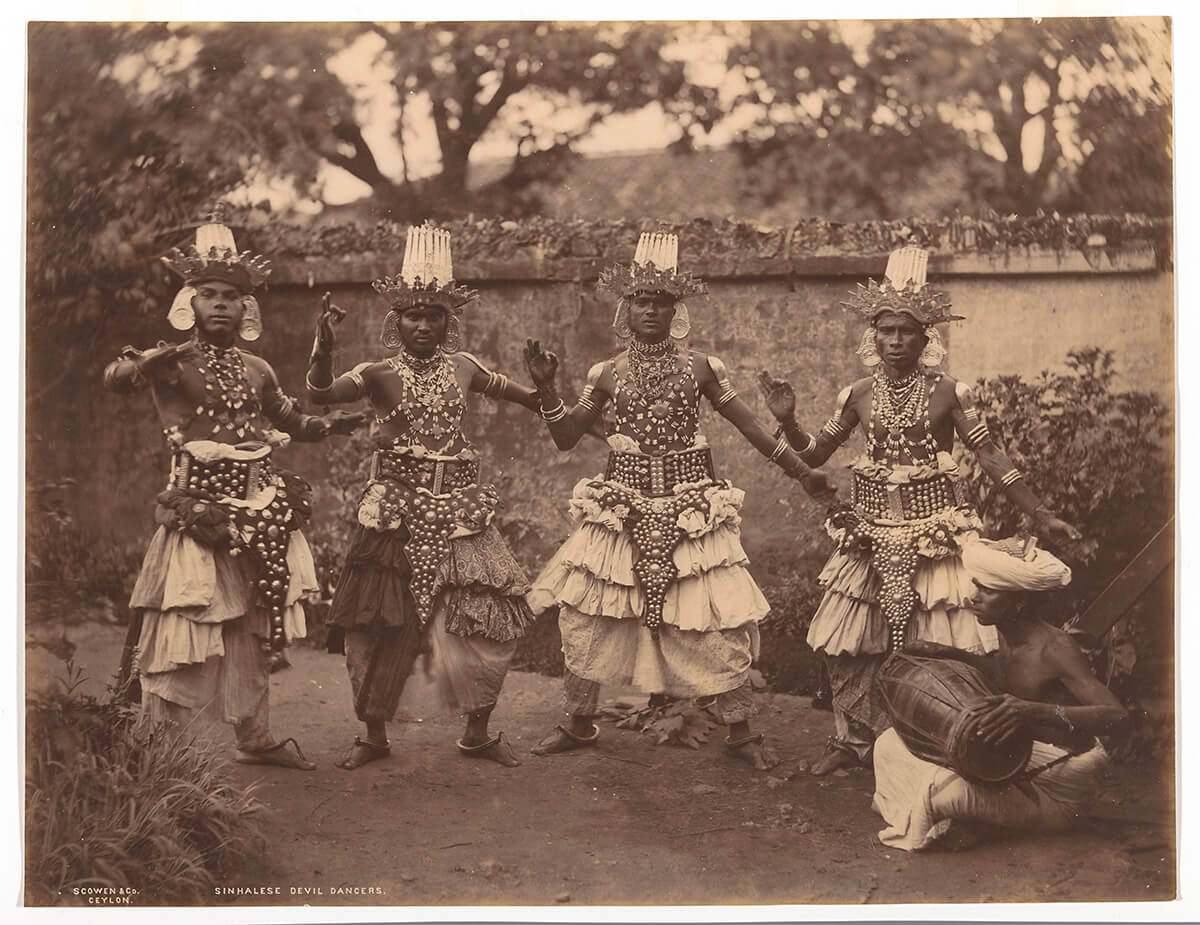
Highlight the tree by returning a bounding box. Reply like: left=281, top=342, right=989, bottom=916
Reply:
left=27, top=22, right=242, bottom=340
left=728, top=18, right=1172, bottom=217
left=115, top=22, right=719, bottom=220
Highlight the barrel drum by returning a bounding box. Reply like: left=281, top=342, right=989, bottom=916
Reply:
left=877, top=651, right=1033, bottom=784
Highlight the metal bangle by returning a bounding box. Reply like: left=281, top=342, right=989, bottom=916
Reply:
left=305, top=370, right=335, bottom=395
left=768, top=436, right=789, bottom=463
left=1001, top=468, right=1023, bottom=487
left=540, top=400, right=568, bottom=423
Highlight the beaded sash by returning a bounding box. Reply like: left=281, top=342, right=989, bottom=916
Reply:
left=850, top=471, right=961, bottom=522
left=357, top=449, right=498, bottom=623
left=171, top=450, right=270, bottom=503
left=165, top=443, right=308, bottom=652
left=827, top=470, right=978, bottom=651
left=604, top=447, right=715, bottom=497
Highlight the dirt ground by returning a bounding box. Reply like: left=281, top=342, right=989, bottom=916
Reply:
left=29, top=621, right=1176, bottom=908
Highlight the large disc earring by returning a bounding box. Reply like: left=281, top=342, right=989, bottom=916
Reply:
left=612, top=300, right=633, bottom=340
left=167, top=287, right=197, bottom=331
left=381, top=310, right=402, bottom=350
left=856, top=327, right=882, bottom=367
left=443, top=314, right=462, bottom=353
left=669, top=303, right=691, bottom=340
left=238, top=295, right=263, bottom=342
left=919, top=327, right=946, bottom=367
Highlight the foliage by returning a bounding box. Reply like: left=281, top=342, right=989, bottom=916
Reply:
left=956, top=348, right=1171, bottom=600
left=255, top=212, right=1174, bottom=268
left=25, top=663, right=265, bottom=905
left=729, top=18, right=1172, bottom=217
left=26, top=481, right=144, bottom=622
left=27, top=24, right=239, bottom=331
left=83, top=22, right=719, bottom=221
left=29, top=20, right=1170, bottom=235
left=597, top=696, right=719, bottom=750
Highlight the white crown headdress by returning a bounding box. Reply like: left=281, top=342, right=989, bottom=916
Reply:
left=842, top=245, right=963, bottom=326
left=597, top=231, right=707, bottom=300
left=372, top=225, right=477, bottom=311
left=161, top=212, right=268, bottom=341
left=161, top=212, right=271, bottom=292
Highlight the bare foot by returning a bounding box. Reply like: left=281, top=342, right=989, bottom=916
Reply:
left=335, top=736, right=391, bottom=770
left=235, top=738, right=316, bottom=771
left=811, top=744, right=862, bottom=777
left=530, top=724, right=599, bottom=756
left=458, top=732, right=521, bottom=767
left=726, top=734, right=780, bottom=771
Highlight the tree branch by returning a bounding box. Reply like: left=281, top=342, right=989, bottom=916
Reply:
left=475, top=57, right=529, bottom=132
left=325, top=119, right=389, bottom=189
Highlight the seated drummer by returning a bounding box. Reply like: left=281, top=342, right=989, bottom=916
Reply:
left=871, top=537, right=1128, bottom=851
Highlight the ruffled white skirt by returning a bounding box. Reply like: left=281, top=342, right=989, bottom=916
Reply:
left=806, top=538, right=998, bottom=657
left=130, top=527, right=317, bottom=674
left=529, top=477, right=768, bottom=696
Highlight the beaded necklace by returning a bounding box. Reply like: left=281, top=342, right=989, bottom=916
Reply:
left=193, top=339, right=262, bottom=439
left=611, top=345, right=699, bottom=455
left=627, top=338, right=682, bottom=400
left=867, top=368, right=939, bottom=465
left=379, top=348, right=465, bottom=454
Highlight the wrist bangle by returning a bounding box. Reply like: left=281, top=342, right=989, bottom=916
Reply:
left=768, top=436, right=789, bottom=463
left=1054, top=703, right=1075, bottom=733
left=306, top=370, right=334, bottom=394
left=540, top=400, right=567, bottom=423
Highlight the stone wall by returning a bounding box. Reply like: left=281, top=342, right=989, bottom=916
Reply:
left=49, top=240, right=1172, bottom=575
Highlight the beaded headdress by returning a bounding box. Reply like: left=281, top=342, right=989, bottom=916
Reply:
left=600, top=232, right=706, bottom=341
left=597, top=232, right=708, bottom=301
left=161, top=215, right=270, bottom=341
left=842, top=246, right=964, bottom=326
left=373, top=225, right=477, bottom=351
left=372, top=225, right=477, bottom=313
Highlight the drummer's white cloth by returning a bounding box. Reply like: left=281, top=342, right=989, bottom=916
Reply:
left=870, top=727, right=1110, bottom=850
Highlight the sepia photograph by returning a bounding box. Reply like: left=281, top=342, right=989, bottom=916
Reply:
left=21, top=12, right=1179, bottom=916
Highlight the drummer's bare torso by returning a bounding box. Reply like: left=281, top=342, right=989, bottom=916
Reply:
left=995, top=621, right=1098, bottom=749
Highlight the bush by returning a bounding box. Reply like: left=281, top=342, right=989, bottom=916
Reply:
left=26, top=481, right=144, bottom=624
left=956, top=347, right=1171, bottom=606
left=751, top=547, right=829, bottom=696
left=25, top=664, right=265, bottom=906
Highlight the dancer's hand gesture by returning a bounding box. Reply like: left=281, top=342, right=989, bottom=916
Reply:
left=756, top=370, right=796, bottom=422
left=524, top=338, right=559, bottom=390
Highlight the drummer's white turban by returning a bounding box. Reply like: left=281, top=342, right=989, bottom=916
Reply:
left=961, top=537, right=1072, bottom=592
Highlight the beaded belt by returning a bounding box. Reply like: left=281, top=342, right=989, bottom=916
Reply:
left=850, top=471, right=961, bottom=522
left=170, top=450, right=270, bottom=502
left=605, top=447, right=715, bottom=497
left=372, top=450, right=479, bottom=494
